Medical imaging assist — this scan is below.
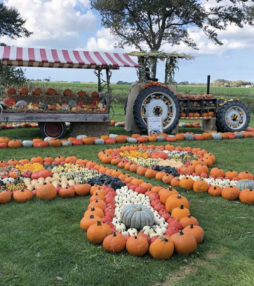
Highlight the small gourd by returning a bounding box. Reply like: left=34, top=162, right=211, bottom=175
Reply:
left=157, top=136, right=166, bottom=141
left=61, top=140, right=72, bottom=147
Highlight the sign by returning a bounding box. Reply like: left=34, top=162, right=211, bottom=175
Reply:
left=147, top=117, right=163, bottom=135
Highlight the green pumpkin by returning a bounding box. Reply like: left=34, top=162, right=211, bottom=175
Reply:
left=236, top=179, right=254, bottom=191
left=212, top=133, right=222, bottom=140
left=76, top=135, right=87, bottom=140
left=22, top=140, right=33, bottom=147
left=61, top=140, right=72, bottom=147
left=94, top=139, right=104, bottom=145
left=184, top=134, right=195, bottom=140
left=127, top=137, right=137, bottom=143
left=121, top=204, right=154, bottom=230
left=234, top=133, right=244, bottom=139
left=157, top=136, right=166, bottom=141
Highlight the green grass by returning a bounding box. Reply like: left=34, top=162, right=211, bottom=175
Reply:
left=1, top=104, right=254, bottom=286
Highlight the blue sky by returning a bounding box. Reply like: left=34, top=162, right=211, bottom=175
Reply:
left=1, top=0, right=254, bottom=84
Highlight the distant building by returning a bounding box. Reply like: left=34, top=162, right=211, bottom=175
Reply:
left=72, top=81, right=81, bottom=83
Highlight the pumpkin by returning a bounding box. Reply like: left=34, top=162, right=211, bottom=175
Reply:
left=236, top=179, right=254, bottom=191
left=0, top=137, right=10, bottom=144
left=165, top=194, right=189, bottom=213
left=68, top=100, right=77, bottom=108
left=221, top=186, right=240, bottom=200
left=234, top=132, right=244, bottom=139
left=13, top=189, right=33, bottom=202
left=82, top=137, right=94, bottom=145
left=225, top=170, right=238, bottom=180
left=3, top=96, right=16, bottom=106
left=80, top=214, right=102, bottom=231
left=46, top=88, right=57, bottom=95
left=212, top=133, right=222, bottom=140
left=91, top=91, right=99, bottom=98
left=126, top=235, right=148, bottom=256
left=32, top=88, right=43, bottom=95
left=184, top=134, right=195, bottom=140
left=8, top=139, right=22, bottom=148
left=77, top=90, right=87, bottom=97
left=103, top=232, right=126, bottom=253
left=61, top=140, right=72, bottom=147
left=179, top=215, right=199, bottom=228
left=121, top=204, right=154, bottom=230
left=179, top=177, right=194, bottom=191
left=239, top=189, right=254, bottom=204
left=5, top=87, right=16, bottom=95
left=94, top=139, right=104, bottom=145
left=59, top=187, right=75, bottom=198
left=183, top=224, right=204, bottom=244
left=195, top=164, right=209, bottom=175
left=19, top=87, right=29, bottom=95
left=171, top=204, right=190, bottom=221
left=0, top=190, right=12, bottom=204
left=238, top=171, right=253, bottom=180
left=63, top=89, right=73, bottom=96
left=157, top=136, right=166, bottom=141
left=37, top=183, right=57, bottom=200
left=86, top=220, right=112, bottom=244
left=171, top=230, right=197, bottom=254
left=84, top=206, right=104, bottom=218
left=22, top=140, right=33, bottom=147
left=208, top=185, right=222, bottom=196
left=193, top=180, right=209, bottom=193
left=49, top=139, right=62, bottom=147
left=15, top=100, right=28, bottom=107
left=149, top=236, right=174, bottom=260
left=74, top=184, right=91, bottom=196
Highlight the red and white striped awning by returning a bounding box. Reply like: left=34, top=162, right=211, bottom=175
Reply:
left=0, top=46, right=139, bottom=69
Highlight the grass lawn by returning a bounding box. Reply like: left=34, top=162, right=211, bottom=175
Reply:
left=0, top=105, right=254, bottom=286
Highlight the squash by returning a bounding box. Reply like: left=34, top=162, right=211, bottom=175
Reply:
left=61, top=140, right=72, bottom=147
left=126, top=137, right=137, bottom=143
left=212, top=133, right=222, bottom=140
left=94, top=139, right=105, bottom=145
left=22, top=140, right=33, bottom=147
left=236, top=179, right=254, bottom=191
left=184, top=134, right=195, bottom=140
left=76, top=135, right=87, bottom=140
left=121, top=204, right=154, bottom=230
left=157, top=136, right=166, bottom=141
left=234, top=132, right=244, bottom=139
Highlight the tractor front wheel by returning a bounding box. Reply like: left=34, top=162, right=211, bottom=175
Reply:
left=216, top=101, right=250, bottom=132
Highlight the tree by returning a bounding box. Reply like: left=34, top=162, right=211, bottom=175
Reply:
left=0, top=3, right=32, bottom=86
left=91, top=0, right=254, bottom=77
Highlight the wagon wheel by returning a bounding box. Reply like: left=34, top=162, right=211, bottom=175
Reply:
left=216, top=101, right=250, bottom=132
left=40, top=122, right=66, bottom=138
left=133, top=86, right=180, bottom=133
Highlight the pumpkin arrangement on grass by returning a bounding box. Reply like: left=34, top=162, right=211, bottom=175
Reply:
left=0, top=145, right=254, bottom=261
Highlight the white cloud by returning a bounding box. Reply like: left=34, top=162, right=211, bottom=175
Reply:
left=2, top=0, right=96, bottom=48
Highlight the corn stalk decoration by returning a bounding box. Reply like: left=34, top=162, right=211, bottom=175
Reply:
left=128, top=51, right=194, bottom=85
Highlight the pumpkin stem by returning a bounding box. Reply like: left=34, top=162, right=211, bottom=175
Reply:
left=97, top=221, right=102, bottom=226
left=90, top=215, right=95, bottom=219
left=190, top=224, right=194, bottom=229
left=177, top=195, right=182, bottom=199
left=112, top=232, right=117, bottom=237
left=179, top=230, right=184, bottom=235
left=179, top=204, right=184, bottom=209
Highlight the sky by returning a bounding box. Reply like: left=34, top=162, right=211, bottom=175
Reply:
left=1, top=0, right=254, bottom=84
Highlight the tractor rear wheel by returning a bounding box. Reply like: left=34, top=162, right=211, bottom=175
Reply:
left=133, top=86, right=180, bottom=133
left=216, top=101, right=250, bottom=132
